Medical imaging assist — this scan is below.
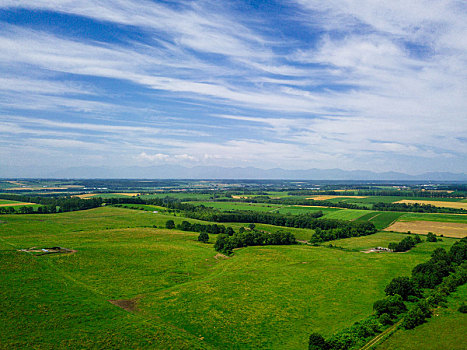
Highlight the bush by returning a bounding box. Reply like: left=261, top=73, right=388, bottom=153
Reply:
left=426, top=232, right=437, bottom=242
left=458, top=303, right=467, bottom=313
left=165, top=220, right=175, bottom=229
left=308, top=332, right=328, bottom=350
left=198, top=232, right=209, bottom=243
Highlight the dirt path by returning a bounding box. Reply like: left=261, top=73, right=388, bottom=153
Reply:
left=359, top=319, right=402, bottom=350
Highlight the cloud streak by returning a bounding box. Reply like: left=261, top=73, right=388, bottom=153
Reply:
left=0, top=1, right=466, bottom=174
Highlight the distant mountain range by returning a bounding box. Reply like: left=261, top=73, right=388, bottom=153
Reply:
left=2, top=165, right=467, bottom=181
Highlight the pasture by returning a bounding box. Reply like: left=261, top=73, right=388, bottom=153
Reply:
left=0, top=207, right=456, bottom=349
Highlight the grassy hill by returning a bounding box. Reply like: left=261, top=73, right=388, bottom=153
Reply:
left=0, top=207, right=460, bottom=349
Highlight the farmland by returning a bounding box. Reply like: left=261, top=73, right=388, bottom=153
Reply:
left=0, top=207, right=457, bottom=349
left=1, top=180, right=466, bottom=349
left=395, top=199, right=467, bottom=210
left=384, top=221, right=467, bottom=238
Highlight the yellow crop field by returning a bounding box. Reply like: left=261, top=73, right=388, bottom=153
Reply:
left=384, top=221, right=467, bottom=238
left=394, top=200, right=467, bottom=210
left=307, top=195, right=368, bottom=200
left=0, top=202, right=35, bottom=207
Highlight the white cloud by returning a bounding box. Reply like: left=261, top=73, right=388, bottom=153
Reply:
left=0, top=1, right=466, bottom=173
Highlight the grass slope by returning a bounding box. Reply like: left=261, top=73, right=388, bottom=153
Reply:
left=0, top=208, right=459, bottom=349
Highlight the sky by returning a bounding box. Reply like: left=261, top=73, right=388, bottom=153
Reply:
left=0, top=0, right=466, bottom=176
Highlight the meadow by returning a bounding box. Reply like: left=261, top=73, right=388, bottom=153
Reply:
left=0, top=207, right=461, bottom=349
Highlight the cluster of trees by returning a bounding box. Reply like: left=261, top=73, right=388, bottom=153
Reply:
left=388, top=235, right=422, bottom=252
left=309, top=222, right=377, bottom=243
left=309, top=237, right=467, bottom=349
left=214, top=229, right=296, bottom=255
left=165, top=219, right=235, bottom=235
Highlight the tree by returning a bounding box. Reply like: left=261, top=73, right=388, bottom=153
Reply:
left=165, top=220, right=175, bottom=229
left=373, top=294, right=406, bottom=317
left=248, top=223, right=256, bottom=230
left=401, top=302, right=430, bottom=329
left=198, top=232, right=209, bottom=243
left=308, top=332, right=328, bottom=350
left=426, top=232, right=437, bottom=242
left=379, top=313, right=393, bottom=325
left=225, top=227, right=235, bottom=236
left=384, top=276, right=419, bottom=300
left=214, top=234, right=228, bottom=253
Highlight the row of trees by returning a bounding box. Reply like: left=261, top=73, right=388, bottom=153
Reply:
left=185, top=210, right=377, bottom=242
left=373, top=202, right=466, bottom=214
left=309, top=237, right=467, bottom=350
left=214, top=230, right=296, bottom=255
left=165, top=220, right=235, bottom=235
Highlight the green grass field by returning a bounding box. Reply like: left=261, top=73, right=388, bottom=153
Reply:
left=191, top=201, right=282, bottom=212
left=321, top=209, right=371, bottom=221
left=355, top=211, right=406, bottom=230
left=376, top=283, right=467, bottom=350
left=0, top=207, right=459, bottom=349
left=397, top=212, right=467, bottom=224
left=141, top=193, right=222, bottom=200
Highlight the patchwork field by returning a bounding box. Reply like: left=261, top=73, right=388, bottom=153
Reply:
left=0, top=207, right=456, bottom=349
left=384, top=220, right=467, bottom=238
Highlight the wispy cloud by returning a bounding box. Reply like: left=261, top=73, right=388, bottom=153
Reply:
left=0, top=1, right=466, bottom=174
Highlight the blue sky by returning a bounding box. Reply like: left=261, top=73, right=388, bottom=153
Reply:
left=0, top=0, right=466, bottom=175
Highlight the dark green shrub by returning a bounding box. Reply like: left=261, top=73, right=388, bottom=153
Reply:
left=458, top=303, right=467, bottom=313
left=308, top=332, right=328, bottom=350
left=426, top=232, right=437, bottom=242
left=198, top=232, right=209, bottom=243
left=379, top=313, right=393, bottom=325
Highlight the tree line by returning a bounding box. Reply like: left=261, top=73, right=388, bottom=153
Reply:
left=309, top=237, right=467, bottom=350
left=185, top=210, right=377, bottom=242
left=214, top=229, right=296, bottom=255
